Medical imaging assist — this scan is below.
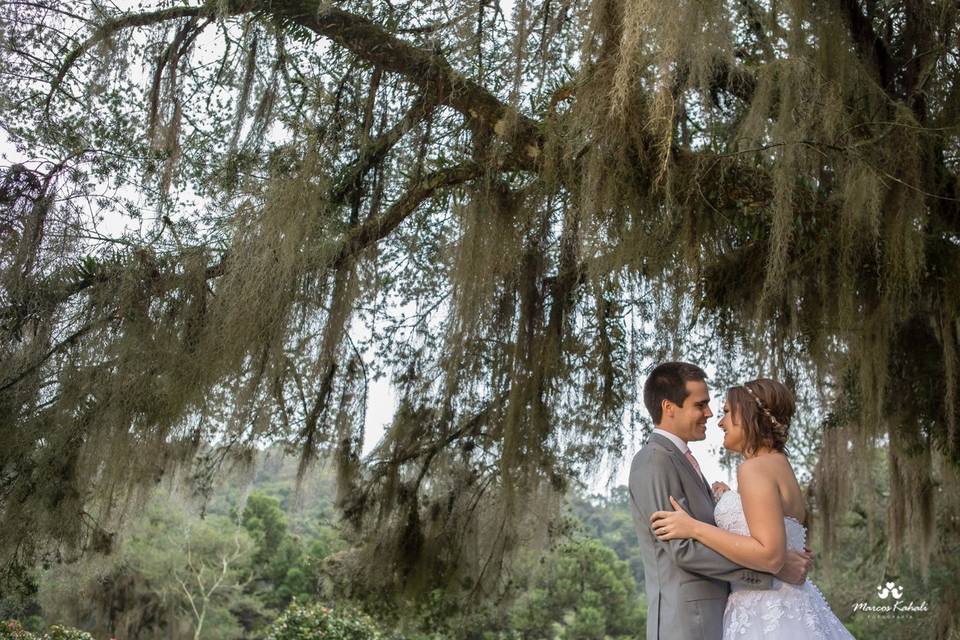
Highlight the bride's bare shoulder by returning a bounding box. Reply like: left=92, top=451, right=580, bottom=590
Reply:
left=736, top=456, right=775, bottom=482
left=738, top=452, right=794, bottom=481
left=767, top=451, right=801, bottom=481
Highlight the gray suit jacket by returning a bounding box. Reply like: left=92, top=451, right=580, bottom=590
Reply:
left=629, top=433, right=773, bottom=640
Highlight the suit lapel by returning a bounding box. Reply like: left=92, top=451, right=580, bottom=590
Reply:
left=650, top=433, right=714, bottom=504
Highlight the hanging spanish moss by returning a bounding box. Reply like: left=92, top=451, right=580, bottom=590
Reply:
left=1, top=0, right=959, bottom=628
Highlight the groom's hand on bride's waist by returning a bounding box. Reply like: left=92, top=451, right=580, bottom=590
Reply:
left=775, top=549, right=814, bottom=585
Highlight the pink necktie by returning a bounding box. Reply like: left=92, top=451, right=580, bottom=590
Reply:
left=685, top=450, right=703, bottom=477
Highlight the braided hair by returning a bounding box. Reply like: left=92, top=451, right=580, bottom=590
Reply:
left=727, top=378, right=795, bottom=456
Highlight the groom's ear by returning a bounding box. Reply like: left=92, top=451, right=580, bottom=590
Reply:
left=661, top=398, right=674, bottom=420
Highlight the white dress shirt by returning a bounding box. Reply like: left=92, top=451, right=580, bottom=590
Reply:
left=652, top=428, right=713, bottom=492
left=652, top=427, right=689, bottom=454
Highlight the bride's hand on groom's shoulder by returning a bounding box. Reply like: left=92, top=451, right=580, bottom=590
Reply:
left=650, top=496, right=698, bottom=541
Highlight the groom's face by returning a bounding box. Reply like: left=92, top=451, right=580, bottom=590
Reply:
left=666, top=380, right=712, bottom=442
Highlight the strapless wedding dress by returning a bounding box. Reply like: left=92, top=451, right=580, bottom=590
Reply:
left=713, top=491, right=854, bottom=639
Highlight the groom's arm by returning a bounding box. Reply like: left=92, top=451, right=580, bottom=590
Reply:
left=631, top=450, right=774, bottom=589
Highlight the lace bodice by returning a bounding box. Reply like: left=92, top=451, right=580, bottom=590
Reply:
left=713, top=490, right=808, bottom=552
left=713, top=490, right=854, bottom=639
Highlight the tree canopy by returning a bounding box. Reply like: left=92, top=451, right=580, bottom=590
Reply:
left=2, top=0, right=959, bottom=619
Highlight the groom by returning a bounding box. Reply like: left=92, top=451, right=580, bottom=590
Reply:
left=629, top=362, right=812, bottom=640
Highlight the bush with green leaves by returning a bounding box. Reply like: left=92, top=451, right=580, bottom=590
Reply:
left=506, top=538, right=645, bottom=640
left=0, top=621, right=95, bottom=640
left=37, top=496, right=253, bottom=640
left=266, top=601, right=384, bottom=640
left=44, top=627, right=95, bottom=640
left=0, top=621, right=34, bottom=640
left=241, top=492, right=340, bottom=609
left=568, top=487, right=646, bottom=587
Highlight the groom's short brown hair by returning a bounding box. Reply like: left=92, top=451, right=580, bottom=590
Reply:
left=643, top=362, right=708, bottom=425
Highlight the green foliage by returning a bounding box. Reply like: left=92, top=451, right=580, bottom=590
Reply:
left=242, top=491, right=340, bottom=609
left=0, top=563, right=40, bottom=622
left=25, top=455, right=353, bottom=639
left=42, top=627, right=95, bottom=640
left=505, top=538, right=645, bottom=640
left=568, top=487, right=645, bottom=587
left=37, top=496, right=254, bottom=640
left=266, top=601, right=384, bottom=640
left=244, top=492, right=291, bottom=567
left=809, top=445, right=960, bottom=639
left=0, top=621, right=93, bottom=640
left=0, top=621, right=35, bottom=640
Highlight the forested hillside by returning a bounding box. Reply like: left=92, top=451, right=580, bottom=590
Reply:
left=2, top=452, right=648, bottom=639
left=6, top=448, right=933, bottom=638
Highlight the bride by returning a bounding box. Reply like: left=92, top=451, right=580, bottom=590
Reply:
left=649, top=378, right=854, bottom=639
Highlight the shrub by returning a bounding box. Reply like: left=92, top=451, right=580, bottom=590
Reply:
left=0, top=622, right=95, bottom=640
left=45, top=627, right=95, bottom=640
left=266, top=601, right=384, bottom=640
left=0, top=620, right=35, bottom=640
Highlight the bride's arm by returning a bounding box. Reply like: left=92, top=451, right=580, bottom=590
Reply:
left=651, top=462, right=787, bottom=574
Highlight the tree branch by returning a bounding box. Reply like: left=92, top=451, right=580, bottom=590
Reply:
left=838, top=0, right=895, bottom=93
left=49, top=1, right=544, bottom=168
left=331, top=162, right=481, bottom=269
left=281, top=4, right=542, bottom=168
left=329, top=92, right=439, bottom=205
left=5, top=162, right=479, bottom=333
left=46, top=2, right=253, bottom=114
left=0, top=318, right=102, bottom=393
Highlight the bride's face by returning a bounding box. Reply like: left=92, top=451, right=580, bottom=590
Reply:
left=718, top=400, right=745, bottom=453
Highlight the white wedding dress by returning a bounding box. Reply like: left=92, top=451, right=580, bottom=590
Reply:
left=713, top=490, right=854, bottom=639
